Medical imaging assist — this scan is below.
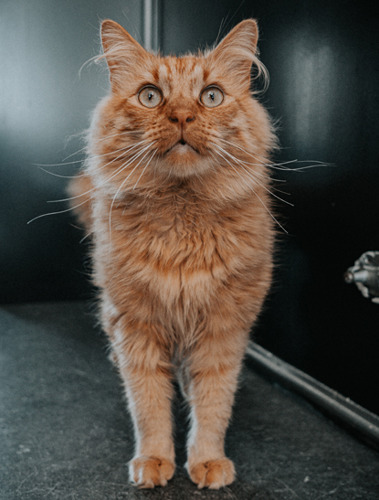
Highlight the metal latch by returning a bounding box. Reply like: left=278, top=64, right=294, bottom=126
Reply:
left=345, top=251, right=379, bottom=304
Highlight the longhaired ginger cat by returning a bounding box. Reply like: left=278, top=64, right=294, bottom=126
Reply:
left=69, top=18, right=276, bottom=489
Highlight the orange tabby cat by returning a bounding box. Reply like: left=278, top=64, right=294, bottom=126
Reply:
left=69, top=18, right=276, bottom=489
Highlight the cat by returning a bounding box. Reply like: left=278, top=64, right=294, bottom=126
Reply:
left=68, top=18, right=277, bottom=490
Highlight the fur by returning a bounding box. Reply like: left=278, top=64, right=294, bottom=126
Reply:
left=69, top=19, right=276, bottom=489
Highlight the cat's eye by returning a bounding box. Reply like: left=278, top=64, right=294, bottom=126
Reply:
left=138, top=86, right=163, bottom=108
left=200, top=86, right=224, bottom=108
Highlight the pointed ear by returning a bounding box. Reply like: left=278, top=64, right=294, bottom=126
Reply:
left=208, top=19, right=260, bottom=88
left=100, top=20, right=150, bottom=92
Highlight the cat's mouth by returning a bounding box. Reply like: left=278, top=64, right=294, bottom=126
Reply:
left=165, top=139, right=200, bottom=155
left=159, top=138, right=212, bottom=177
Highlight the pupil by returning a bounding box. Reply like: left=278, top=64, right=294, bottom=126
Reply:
left=148, top=92, right=153, bottom=100
left=209, top=92, right=215, bottom=101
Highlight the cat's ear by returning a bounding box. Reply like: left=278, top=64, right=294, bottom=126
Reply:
left=100, top=20, right=150, bottom=92
left=209, top=19, right=260, bottom=88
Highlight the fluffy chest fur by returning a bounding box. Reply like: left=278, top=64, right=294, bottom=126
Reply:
left=91, top=184, right=273, bottom=342
left=94, top=191, right=272, bottom=292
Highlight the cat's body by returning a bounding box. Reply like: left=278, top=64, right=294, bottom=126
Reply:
left=69, top=19, right=276, bottom=489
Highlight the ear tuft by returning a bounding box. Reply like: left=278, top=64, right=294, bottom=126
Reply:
left=100, top=20, right=149, bottom=92
left=218, top=19, right=259, bottom=56
left=209, top=19, right=265, bottom=89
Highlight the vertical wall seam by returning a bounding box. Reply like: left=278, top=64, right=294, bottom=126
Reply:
left=143, top=0, right=160, bottom=52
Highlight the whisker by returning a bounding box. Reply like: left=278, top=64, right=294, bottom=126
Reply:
left=210, top=150, right=252, bottom=198
left=274, top=162, right=331, bottom=172
left=61, top=144, right=87, bottom=162
left=108, top=146, right=155, bottom=235
left=213, top=143, right=268, bottom=176
left=208, top=141, right=286, bottom=184
left=30, top=142, right=156, bottom=224
left=247, top=180, right=288, bottom=233
left=61, top=128, right=146, bottom=162
left=48, top=142, right=154, bottom=203
left=213, top=144, right=294, bottom=208
left=132, top=149, right=158, bottom=190
left=38, top=167, right=84, bottom=180
left=219, top=137, right=331, bottom=172
left=27, top=199, right=89, bottom=225
left=79, top=231, right=92, bottom=244
left=217, top=138, right=332, bottom=188
left=238, top=165, right=294, bottom=207
left=110, top=148, right=154, bottom=206
left=33, top=159, right=86, bottom=168
left=218, top=138, right=272, bottom=165
left=34, top=139, right=148, bottom=169
left=211, top=147, right=288, bottom=234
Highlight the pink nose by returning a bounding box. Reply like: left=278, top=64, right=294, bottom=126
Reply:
left=168, top=109, right=195, bottom=125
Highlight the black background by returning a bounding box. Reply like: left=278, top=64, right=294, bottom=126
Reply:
left=1, top=1, right=378, bottom=414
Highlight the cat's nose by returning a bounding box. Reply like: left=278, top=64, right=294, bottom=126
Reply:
left=168, top=109, right=195, bottom=125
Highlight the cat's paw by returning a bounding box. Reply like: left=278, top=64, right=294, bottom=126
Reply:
left=129, top=456, right=175, bottom=488
left=187, top=457, right=235, bottom=489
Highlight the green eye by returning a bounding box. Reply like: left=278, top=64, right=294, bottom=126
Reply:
left=138, top=86, right=163, bottom=108
left=200, top=86, right=224, bottom=108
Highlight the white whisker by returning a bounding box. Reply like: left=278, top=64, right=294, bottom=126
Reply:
left=132, top=149, right=157, bottom=190
left=61, top=129, right=145, bottom=162
left=108, top=143, right=157, bottom=236
left=33, top=159, right=85, bottom=168
left=48, top=142, right=153, bottom=203
left=212, top=145, right=288, bottom=233
left=248, top=182, right=288, bottom=233
left=38, top=167, right=83, bottom=180
left=35, top=139, right=148, bottom=169
left=27, top=199, right=89, bottom=225
left=219, top=137, right=330, bottom=172
left=240, top=167, right=294, bottom=207
left=79, top=231, right=92, bottom=244
left=214, top=144, right=294, bottom=208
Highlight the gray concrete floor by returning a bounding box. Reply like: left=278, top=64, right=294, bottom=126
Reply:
left=1, top=301, right=378, bottom=499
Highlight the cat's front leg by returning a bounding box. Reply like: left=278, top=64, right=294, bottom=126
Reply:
left=110, top=322, right=176, bottom=488
left=185, top=333, right=247, bottom=489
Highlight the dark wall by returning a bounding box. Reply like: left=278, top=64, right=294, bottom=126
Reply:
left=255, top=0, right=379, bottom=416
left=161, top=0, right=379, bottom=413
left=0, top=0, right=141, bottom=303
left=1, top=1, right=378, bottom=414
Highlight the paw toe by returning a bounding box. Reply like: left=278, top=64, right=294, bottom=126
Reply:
left=129, top=456, right=175, bottom=488
left=188, top=458, right=235, bottom=489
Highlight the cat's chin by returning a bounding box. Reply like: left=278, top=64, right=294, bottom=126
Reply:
left=161, top=145, right=212, bottom=178
left=167, top=142, right=197, bottom=155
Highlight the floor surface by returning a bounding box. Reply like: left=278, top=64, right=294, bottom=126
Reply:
left=1, top=301, right=378, bottom=499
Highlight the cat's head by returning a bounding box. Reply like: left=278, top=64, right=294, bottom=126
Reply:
left=92, top=19, right=274, bottom=183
